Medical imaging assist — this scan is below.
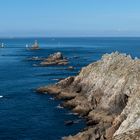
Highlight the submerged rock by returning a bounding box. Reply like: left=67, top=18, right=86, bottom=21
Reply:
left=64, top=120, right=74, bottom=126
left=40, top=52, right=68, bottom=66
left=37, top=52, right=140, bottom=140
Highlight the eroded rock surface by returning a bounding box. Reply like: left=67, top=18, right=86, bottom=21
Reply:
left=37, top=52, right=140, bottom=140
left=40, top=52, right=68, bottom=66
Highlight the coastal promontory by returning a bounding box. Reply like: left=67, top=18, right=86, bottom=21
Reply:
left=37, top=52, right=140, bottom=140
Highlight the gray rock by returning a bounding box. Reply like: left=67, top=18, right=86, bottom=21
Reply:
left=37, top=52, right=140, bottom=140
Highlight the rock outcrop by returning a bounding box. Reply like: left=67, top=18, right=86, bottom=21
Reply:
left=40, top=52, right=68, bottom=66
left=37, top=52, right=140, bottom=140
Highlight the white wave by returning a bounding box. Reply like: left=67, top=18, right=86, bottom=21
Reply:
left=52, top=78, right=59, bottom=81
left=67, top=112, right=78, bottom=116
left=0, top=95, right=3, bottom=98
left=49, top=97, right=54, bottom=100
left=56, top=104, right=64, bottom=109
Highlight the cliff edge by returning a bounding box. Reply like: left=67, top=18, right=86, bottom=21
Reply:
left=37, top=52, right=140, bottom=140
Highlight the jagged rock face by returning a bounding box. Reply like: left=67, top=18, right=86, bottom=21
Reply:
left=37, top=52, right=140, bottom=140
left=75, top=52, right=140, bottom=112
left=58, top=52, right=140, bottom=139
left=113, top=92, right=140, bottom=139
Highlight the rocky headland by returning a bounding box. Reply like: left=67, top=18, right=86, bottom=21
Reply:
left=37, top=52, right=140, bottom=140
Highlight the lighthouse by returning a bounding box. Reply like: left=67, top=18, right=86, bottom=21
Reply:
left=32, top=40, right=40, bottom=49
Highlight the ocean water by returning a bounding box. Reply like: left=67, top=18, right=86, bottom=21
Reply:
left=0, top=37, right=140, bottom=140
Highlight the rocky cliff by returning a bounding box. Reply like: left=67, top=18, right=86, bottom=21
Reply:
left=37, top=52, right=140, bottom=140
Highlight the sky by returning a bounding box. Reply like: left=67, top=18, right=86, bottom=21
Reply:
left=0, top=0, right=140, bottom=37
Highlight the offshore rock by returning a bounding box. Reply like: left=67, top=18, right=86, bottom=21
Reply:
left=40, top=52, right=68, bottom=66
left=37, top=52, right=140, bottom=140
left=64, top=120, right=74, bottom=126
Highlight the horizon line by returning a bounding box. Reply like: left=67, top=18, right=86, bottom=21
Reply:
left=1, top=36, right=140, bottom=39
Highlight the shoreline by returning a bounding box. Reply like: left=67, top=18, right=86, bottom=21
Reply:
left=36, top=52, right=140, bottom=140
left=37, top=82, right=95, bottom=139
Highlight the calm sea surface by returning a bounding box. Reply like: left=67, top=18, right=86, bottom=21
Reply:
left=0, top=37, right=140, bottom=140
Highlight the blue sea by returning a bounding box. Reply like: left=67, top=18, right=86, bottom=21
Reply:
left=0, top=37, right=140, bottom=140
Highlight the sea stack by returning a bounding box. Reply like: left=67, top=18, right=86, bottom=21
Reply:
left=37, top=52, right=140, bottom=140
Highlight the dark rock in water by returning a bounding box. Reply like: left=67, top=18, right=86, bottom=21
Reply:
left=40, top=52, right=68, bottom=66
left=64, top=120, right=81, bottom=126
left=37, top=52, right=140, bottom=140
left=64, top=120, right=74, bottom=126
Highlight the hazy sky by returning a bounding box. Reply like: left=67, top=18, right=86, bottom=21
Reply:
left=0, top=0, right=140, bottom=37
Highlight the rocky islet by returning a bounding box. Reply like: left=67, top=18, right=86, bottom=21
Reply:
left=27, top=52, right=69, bottom=66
